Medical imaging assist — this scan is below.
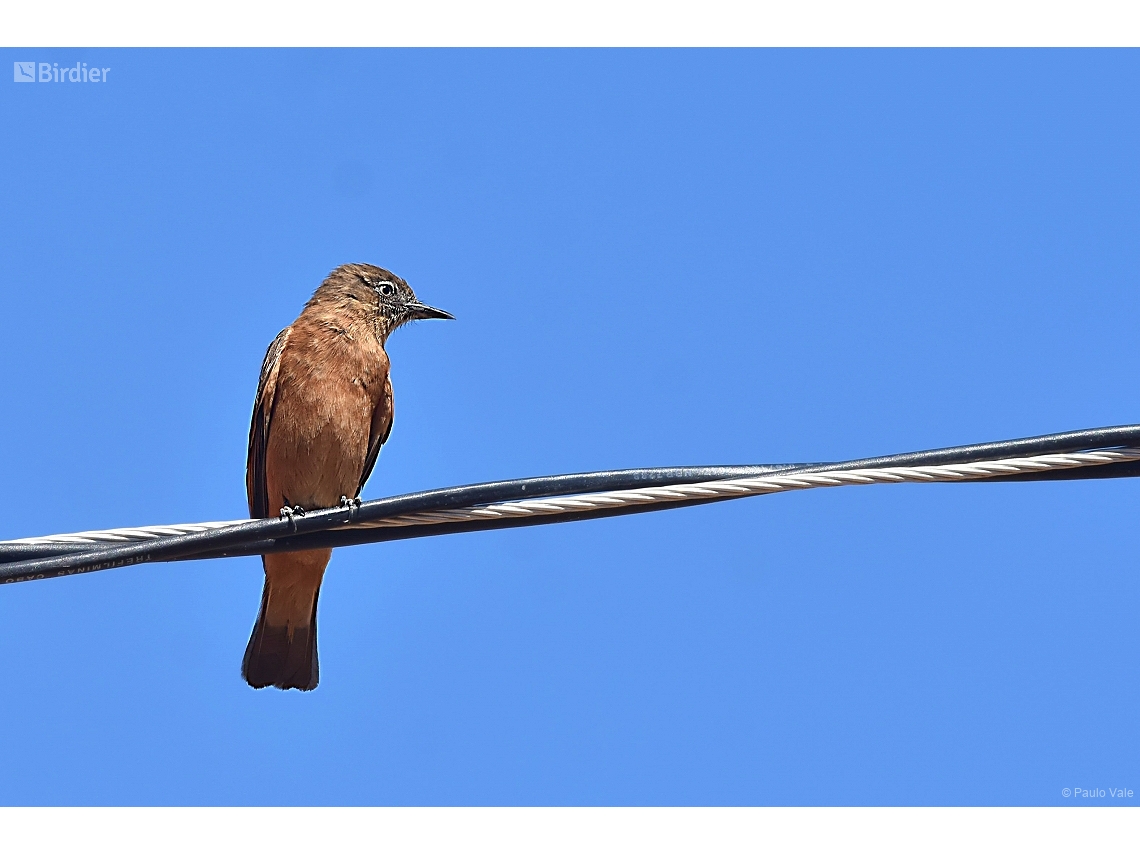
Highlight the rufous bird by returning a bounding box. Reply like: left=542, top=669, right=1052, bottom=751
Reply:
left=243, top=263, right=452, bottom=690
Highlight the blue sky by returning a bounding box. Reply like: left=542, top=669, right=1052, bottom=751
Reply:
left=0, top=49, right=1137, bottom=805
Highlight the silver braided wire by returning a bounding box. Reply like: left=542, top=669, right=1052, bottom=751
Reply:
left=5, top=448, right=1138, bottom=548
left=4, top=519, right=248, bottom=547
left=359, top=448, right=1140, bottom=528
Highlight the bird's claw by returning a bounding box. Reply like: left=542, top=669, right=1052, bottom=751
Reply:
left=279, top=504, right=306, bottom=531
left=339, top=495, right=362, bottom=520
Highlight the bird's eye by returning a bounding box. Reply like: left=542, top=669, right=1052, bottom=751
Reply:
left=377, top=282, right=394, bottom=297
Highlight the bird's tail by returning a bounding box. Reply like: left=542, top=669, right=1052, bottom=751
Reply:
left=242, top=549, right=330, bottom=691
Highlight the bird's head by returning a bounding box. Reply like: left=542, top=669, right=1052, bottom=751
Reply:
left=320, top=263, right=453, bottom=340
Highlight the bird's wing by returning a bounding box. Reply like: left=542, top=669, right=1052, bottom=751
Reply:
left=357, top=373, right=394, bottom=496
left=246, top=327, right=292, bottom=519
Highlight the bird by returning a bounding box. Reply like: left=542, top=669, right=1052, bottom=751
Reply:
left=243, top=263, right=452, bottom=691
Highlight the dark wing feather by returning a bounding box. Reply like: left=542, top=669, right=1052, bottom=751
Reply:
left=357, top=374, right=394, bottom=497
left=246, top=327, right=291, bottom=519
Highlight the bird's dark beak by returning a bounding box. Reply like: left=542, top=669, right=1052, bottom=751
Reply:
left=405, top=301, right=454, bottom=321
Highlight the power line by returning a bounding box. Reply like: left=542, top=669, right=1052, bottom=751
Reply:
left=3, top=424, right=1140, bottom=586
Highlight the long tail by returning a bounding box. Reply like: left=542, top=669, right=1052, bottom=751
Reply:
left=242, top=549, right=331, bottom=691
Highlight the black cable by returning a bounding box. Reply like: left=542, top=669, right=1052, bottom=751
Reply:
left=0, top=464, right=806, bottom=580
left=767, top=424, right=1140, bottom=477
left=190, top=423, right=1140, bottom=559
left=3, top=423, right=1139, bottom=585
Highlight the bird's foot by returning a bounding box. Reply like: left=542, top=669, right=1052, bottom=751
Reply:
left=339, top=495, right=362, bottom=521
left=279, top=504, right=306, bottom=531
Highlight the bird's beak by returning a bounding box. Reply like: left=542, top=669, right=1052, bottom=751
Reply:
left=406, top=301, right=454, bottom=321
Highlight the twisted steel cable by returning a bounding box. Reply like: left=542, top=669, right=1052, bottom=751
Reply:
left=357, top=448, right=1140, bottom=529
left=3, top=423, right=1140, bottom=586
